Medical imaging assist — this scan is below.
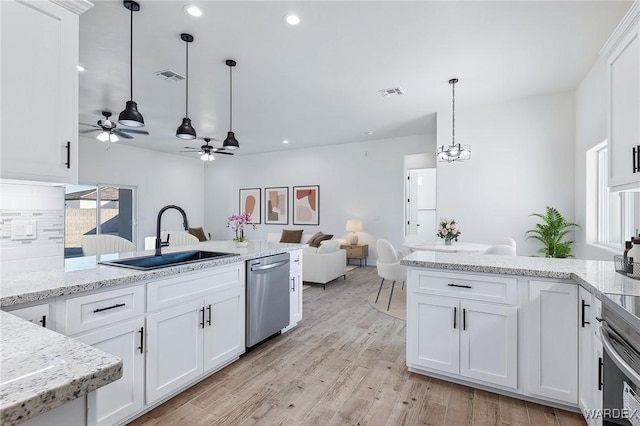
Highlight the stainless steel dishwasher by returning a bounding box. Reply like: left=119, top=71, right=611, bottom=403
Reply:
left=246, top=253, right=291, bottom=348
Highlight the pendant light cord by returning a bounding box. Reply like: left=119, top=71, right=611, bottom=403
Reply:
left=129, top=6, right=133, bottom=101
left=229, top=65, right=233, bottom=130
left=185, top=41, right=189, bottom=117
left=451, top=80, right=455, bottom=145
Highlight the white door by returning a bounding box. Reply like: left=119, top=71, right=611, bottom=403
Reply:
left=578, top=287, right=594, bottom=416
left=0, top=0, right=78, bottom=183
left=78, top=318, right=145, bottom=426
left=406, top=168, right=436, bottom=240
left=528, top=280, right=578, bottom=404
left=146, top=299, right=203, bottom=403
left=459, top=301, right=517, bottom=389
left=407, top=294, right=459, bottom=374
left=203, top=287, right=245, bottom=372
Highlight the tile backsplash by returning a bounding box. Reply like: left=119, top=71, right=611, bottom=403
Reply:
left=0, top=182, right=65, bottom=273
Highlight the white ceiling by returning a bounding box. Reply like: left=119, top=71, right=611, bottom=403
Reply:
left=78, top=1, right=631, bottom=158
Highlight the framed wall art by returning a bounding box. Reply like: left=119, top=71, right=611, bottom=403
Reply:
left=239, top=188, right=261, bottom=224
left=293, top=185, right=319, bottom=225
left=264, top=187, right=288, bottom=225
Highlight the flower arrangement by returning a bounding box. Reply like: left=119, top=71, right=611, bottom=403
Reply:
left=227, top=213, right=256, bottom=242
left=437, top=218, right=461, bottom=244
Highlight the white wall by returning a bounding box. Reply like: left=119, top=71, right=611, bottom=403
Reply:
left=436, top=92, right=576, bottom=257
left=0, top=182, right=65, bottom=272
left=204, top=134, right=435, bottom=259
left=79, top=138, right=205, bottom=248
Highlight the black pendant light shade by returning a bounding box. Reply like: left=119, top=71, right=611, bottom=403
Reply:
left=222, top=59, right=239, bottom=149
left=119, top=0, right=144, bottom=127
left=176, top=33, right=196, bottom=140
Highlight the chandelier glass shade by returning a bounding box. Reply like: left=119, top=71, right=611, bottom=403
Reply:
left=437, top=78, right=470, bottom=163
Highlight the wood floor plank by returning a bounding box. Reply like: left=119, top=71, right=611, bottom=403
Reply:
left=127, top=266, right=585, bottom=426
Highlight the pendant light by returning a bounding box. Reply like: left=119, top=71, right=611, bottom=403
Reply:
left=437, top=78, right=471, bottom=163
left=176, top=33, right=196, bottom=139
left=118, top=0, right=144, bottom=127
left=222, top=59, right=239, bottom=150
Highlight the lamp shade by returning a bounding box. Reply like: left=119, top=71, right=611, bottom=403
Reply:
left=176, top=117, right=196, bottom=140
left=222, top=131, right=239, bottom=149
left=345, top=219, right=363, bottom=232
left=118, top=100, right=144, bottom=127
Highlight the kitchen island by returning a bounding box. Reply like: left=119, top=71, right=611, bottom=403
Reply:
left=400, top=250, right=637, bottom=424
left=0, top=240, right=305, bottom=425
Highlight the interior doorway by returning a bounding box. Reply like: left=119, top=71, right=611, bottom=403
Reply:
left=406, top=168, right=436, bottom=241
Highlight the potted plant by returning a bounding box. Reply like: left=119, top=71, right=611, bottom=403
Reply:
left=437, top=218, right=461, bottom=245
left=526, top=206, right=579, bottom=258
left=227, top=213, right=256, bottom=247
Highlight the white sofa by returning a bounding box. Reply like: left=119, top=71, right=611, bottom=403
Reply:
left=267, top=232, right=348, bottom=288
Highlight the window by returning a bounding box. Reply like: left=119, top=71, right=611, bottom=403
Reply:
left=64, top=185, right=135, bottom=258
left=591, top=142, right=638, bottom=249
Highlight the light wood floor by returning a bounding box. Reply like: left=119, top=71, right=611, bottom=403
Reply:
left=128, top=266, right=586, bottom=426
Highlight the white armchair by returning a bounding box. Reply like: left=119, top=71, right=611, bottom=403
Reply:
left=144, top=231, right=199, bottom=250
left=303, top=240, right=347, bottom=289
left=483, top=244, right=517, bottom=256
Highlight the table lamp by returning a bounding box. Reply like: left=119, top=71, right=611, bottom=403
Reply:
left=345, top=219, right=363, bottom=244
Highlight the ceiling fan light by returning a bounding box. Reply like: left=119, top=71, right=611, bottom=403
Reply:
left=97, top=131, right=110, bottom=142
left=110, top=133, right=120, bottom=143
left=118, top=100, right=144, bottom=127
left=176, top=117, right=197, bottom=139
left=222, top=131, right=239, bottom=149
left=201, top=152, right=214, bottom=162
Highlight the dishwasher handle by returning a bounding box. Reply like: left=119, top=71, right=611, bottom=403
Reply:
left=250, top=260, right=289, bottom=271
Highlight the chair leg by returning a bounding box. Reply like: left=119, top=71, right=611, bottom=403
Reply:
left=375, top=278, right=385, bottom=303
left=401, top=281, right=405, bottom=290
left=387, top=281, right=396, bottom=311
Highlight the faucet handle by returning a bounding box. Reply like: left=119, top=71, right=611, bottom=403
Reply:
left=161, top=233, right=171, bottom=247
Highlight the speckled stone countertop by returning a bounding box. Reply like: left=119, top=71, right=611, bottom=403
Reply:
left=0, top=240, right=304, bottom=424
left=1, top=240, right=306, bottom=307
left=400, top=251, right=639, bottom=297
left=0, top=311, right=122, bottom=425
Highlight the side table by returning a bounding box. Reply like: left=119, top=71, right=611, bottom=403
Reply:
left=340, top=243, right=369, bottom=267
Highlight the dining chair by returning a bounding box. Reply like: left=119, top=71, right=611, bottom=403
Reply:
left=157, top=230, right=199, bottom=247
left=491, top=237, right=517, bottom=253
left=483, top=244, right=517, bottom=256
left=81, top=234, right=136, bottom=256
left=376, top=239, right=407, bottom=310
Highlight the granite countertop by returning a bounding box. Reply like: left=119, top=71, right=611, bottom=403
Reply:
left=1, top=240, right=306, bottom=307
left=0, top=240, right=304, bottom=424
left=400, top=251, right=640, bottom=297
left=0, top=311, right=122, bottom=425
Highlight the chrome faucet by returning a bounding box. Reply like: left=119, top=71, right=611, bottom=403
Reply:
left=155, top=205, right=190, bottom=256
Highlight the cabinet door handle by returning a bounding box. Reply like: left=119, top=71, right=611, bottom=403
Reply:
left=453, top=307, right=457, bottom=329
left=93, top=303, right=126, bottom=313
left=207, top=304, right=212, bottom=326
left=291, top=277, right=295, bottom=291
left=294, top=258, right=300, bottom=263
left=138, top=327, right=144, bottom=354
left=634, top=145, right=639, bottom=174
left=65, top=141, right=71, bottom=169
left=581, top=299, right=590, bottom=328
left=463, top=308, right=467, bottom=331
left=200, top=307, right=205, bottom=328
left=448, top=283, right=472, bottom=289
left=598, top=356, right=603, bottom=391
left=39, top=315, right=47, bottom=328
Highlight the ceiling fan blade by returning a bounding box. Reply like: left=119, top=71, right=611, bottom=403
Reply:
left=113, top=130, right=134, bottom=139
left=179, top=150, right=204, bottom=153
left=80, top=128, right=101, bottom=134
left=119, top=128, right=149, bottom=135
left=181, top=147, right=201, bottom=150
left=79, top=122, right=101, bottom=129
left=213, top=151, right=234, bottom=156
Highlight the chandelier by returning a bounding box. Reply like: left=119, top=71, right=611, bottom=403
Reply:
left=437, top=78, right=471, bottom=162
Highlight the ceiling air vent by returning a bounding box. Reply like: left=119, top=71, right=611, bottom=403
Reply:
left=378, top=87, right=405, bottom=98
left=154, top=69, right=185, bottom=83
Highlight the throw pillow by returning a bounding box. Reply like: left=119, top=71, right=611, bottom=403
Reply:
left=317, top=240, right=340, bottom=254
left=188, top=227, right=208, bottom=242
left=308, top=232, right=334, bottom=248
left=280, top=229, right=304, bottom=243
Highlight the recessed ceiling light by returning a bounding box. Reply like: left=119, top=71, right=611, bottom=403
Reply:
left=77, top=65, right=86, bottom=72
left=365, top=131, right=374, bottom=135
left=184, top=5, right=203, bottom=17
left=284, top=14, right=300, bottom=26
left=282, top=140, right=289, bottom=144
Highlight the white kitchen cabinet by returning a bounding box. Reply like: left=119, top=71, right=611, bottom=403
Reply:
left=76, top=318, right=145, bottom=426
left=579, top=286, right=595, bottom=417
left=284, top=249, right=303, bottom=331
left=407, top=273, right=518, bottom=389
left=0, top=0, right=91, bottom=183
left=4, top=302, right=54, bottom=330
left=602, top=3, right=640, bottom=191
left=203, top=286, right=245, bottom=373
left=528, top=280, right=578, bottom=404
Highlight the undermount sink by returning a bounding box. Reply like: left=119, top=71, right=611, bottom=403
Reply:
left=99, top=250, right=239, bottom=270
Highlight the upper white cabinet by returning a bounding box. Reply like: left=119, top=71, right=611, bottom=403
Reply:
left=603, top=2, right=640, bottom=190
left=0, top=0, right=91, bottom=183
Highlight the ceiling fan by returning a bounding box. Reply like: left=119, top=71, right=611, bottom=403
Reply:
left=80, top=110, right=149, bottom=142
left=181, top=138, right=234, bottom=161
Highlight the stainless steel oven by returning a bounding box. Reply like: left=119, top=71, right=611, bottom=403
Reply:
left=601, top=293, right=640, bottom=425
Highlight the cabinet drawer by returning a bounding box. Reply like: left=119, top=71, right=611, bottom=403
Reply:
left=290, top=250, right=303, bottom=273
left=147, top=264, right=244, bottom=312
left=410, top=270, right=517, bottom=305
left=62, top=285, right=145, bottom=335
